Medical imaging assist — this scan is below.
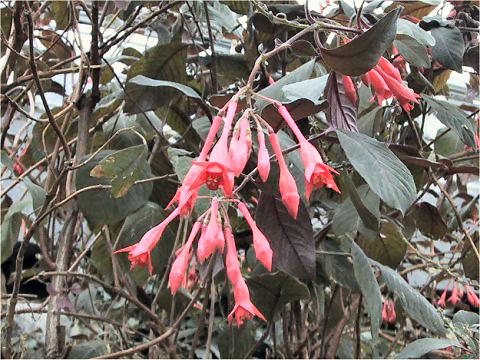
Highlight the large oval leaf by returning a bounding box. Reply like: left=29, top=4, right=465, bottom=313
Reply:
left=255, top=193, right=315, bottom=280
left=430, top=26, right=464, bottom=72
left=76, top=151, right=153, bottom=229
left=128, top=75, right=201, bottom=99
left=395, top=338, right=459, bottom=359
left=320, top=7, right=402, bottom=76
left=423, top=95, right=476, bottom=148
left=247, top=271, right=310, bottom=321
left=351, top=242, right=382, bottom=342
left=336, top=129, right=417, bottom=214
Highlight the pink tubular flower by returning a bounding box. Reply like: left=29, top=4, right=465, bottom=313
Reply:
left=465, top=285, right=480, bottom=307
left=361, top=72, right=370, bottom=87
left=203, top=198, right=220, bottom=260
left=225, top=227, right=241, bottom=285
left=257, top=130, right=270, bottom=182
left=342, top=75, right=357, bottom=104
left=277, top=105, right=340, bottom=200
left=378, top=56, right=403, bottom=83
left=169, top=221, right=202, bottom=295
left=367, top=68, right=392, bottom=105
left=237, top=202, right=272, bottom=271
left=375, top=66, right=421, bottom=112
left=196, top=222, right=209, bottom=264
left=192, top=101, right=237, bottom=197
left=228, top=275, right=266, bottom=327
left=269, top=132, right=300, bottom=219
left=437, top=283, right=449, bottom=308
left=448, top=283, right=461, bottom=305
left=229, top=113, right=251, bottom=176
left=115, top=207, right=181, bottom=275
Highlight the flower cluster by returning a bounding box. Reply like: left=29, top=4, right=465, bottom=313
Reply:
left=115, top=97, right=339, bottom=326
left=437, top=279, right=480, bottom=308
left=361, top=56, right=421, bottom=112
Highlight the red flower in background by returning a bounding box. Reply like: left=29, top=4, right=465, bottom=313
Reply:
left=382, top=298, right=396, bottom=324
left=257, top=130, right=270, bottom=182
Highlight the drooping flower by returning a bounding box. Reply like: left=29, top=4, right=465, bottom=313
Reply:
left=115, top=207, right=181, bottom=275
left=196, top=221, right=209, bottom=264
left=237, top=202, right=272, bottom=271
left=378, top=56, right=403, bottom=83
left=227, top=275, right=266, bottom=327
left=375, top=66, right=421, bottom=112
left=342, top=75, right=357, bottom=104
left=269, top=132, right=300, bottom=218
left=367, top=68, right=392, bottom=105
left=437, top=281, right=450, bottom=308
left=299, top=140, right=340, bottom=199
left=257, top=130, right=270, bottom=182
left=448, top=283, right=461, bottom=305
left=277, top=105, right=340, bottom=200
left=203, top=197, right=221, bottom=260
left=225, top=226, right=241, bottom=286
left=169, top=221, right=201, bottom=294
left=465, top=285, right=480, bottom=307
left=229, top=112, right=251, bottom=176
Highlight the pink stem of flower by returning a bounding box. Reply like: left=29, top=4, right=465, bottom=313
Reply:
left=277, top=105, right=308, bottom=145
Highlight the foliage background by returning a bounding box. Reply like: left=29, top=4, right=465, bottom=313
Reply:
left=0, top=0, right=479, bottom=358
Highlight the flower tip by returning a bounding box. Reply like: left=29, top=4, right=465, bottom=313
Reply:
left=282, top=192, right=300, bottom=219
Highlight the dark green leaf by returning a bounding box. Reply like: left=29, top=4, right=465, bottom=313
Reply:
left=256, top=59, right=316, bottom=113
left=291, top=40, right=319, bottom=57
left=90, top=144, right=149, bottom=198
left=76, top=151, right=153, bottom=228
left=351, top=242, right=382, bottom=342
left=413, top=202, right=448, bottom=239
left=68, top=340, right=107, bottom=358
left=247, top=271, right=310, bottom=321
left=396, top=338, right=459, bottom=359
left=320, top=8, right=402, bottom=76
left=357, top=220, right=407, bottom=268
left=124, top=42, right=188, bottom=113
left=434, top=129, right=463, bottom=157
left=317, top=237, right=359, bottom=291
left=394, top=35, right=430, bottom=68
left=453, top=310, right=480, bottom=326
left=1, top=200, right=28, bottom=263
left=282, top=75, right=328, bottom=105
left=463, top=241, right=479, bottom=281
left=332, top=184, right=380, bottom=240
left=255, top=193, right=315, bottom=280
left=423, top=95, right=476, bottom=148
left=343, top=175, right=379, bottom=233
left=374, top=261, right=446, bottom=335
left=23, top=178, right=46, bottom=216
left=430, top=26, right=464, bottom=72
left=336, top=129, right=417, bottom=214
left=396, top=18, right=436, bottom=46
left=129, top=75, right=201, bottom=99
left=325, top=72, right=358, bottom=131
left=220, top=0, right=251, bottom=14
left=217, top=323, right=256, bottom=359
left=51, top=1, right=70, bottom=30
